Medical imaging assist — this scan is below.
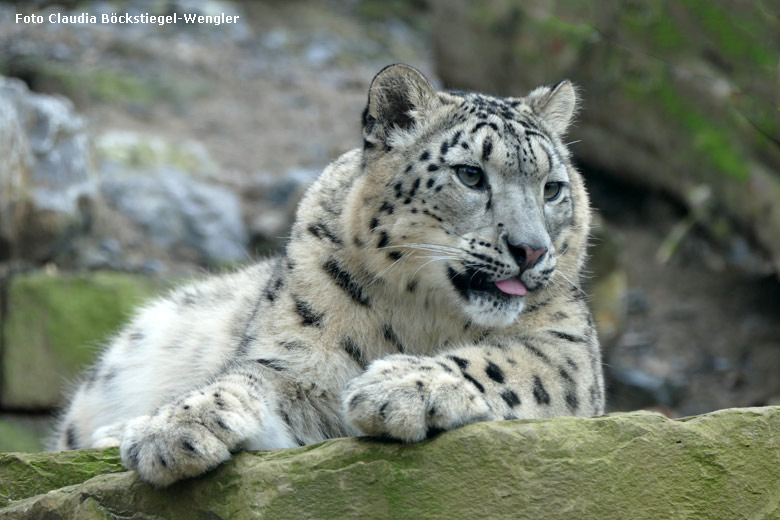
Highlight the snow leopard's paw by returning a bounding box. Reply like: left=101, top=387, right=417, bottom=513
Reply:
left=120, top=384, right=258, bottom=487
left=343, top=354, right=491, bottom=442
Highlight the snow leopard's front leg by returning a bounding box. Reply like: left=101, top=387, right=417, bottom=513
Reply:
left=119, top=366, right=299, bottom=487
left=343, top=354, right=492, bottom=441
left=344, top=336, right=603, bottom=442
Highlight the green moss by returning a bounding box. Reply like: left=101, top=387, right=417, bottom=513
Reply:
left=95, top=133, right=218, bottom=175
left=733, top=95, right=780, bottom=152
left=504, top=13, right=597, bottom=66
left=2, top=409, right=780, bottom=518
left=468, top=1, right=509, bottom=28
left=622, top=70, right=749, bottom=182
left=539, top=16, right=596, bottom=44
left=89, top=68, right=158, bottom=104
left=1, top=272, right=167, bottom=409
left=0, top=421, right=43, bottom=454
left=652, top=13, right=682, bottom=49
left=356, top=0, right=426, bottom=25
left=681, top=0, right=775, bottom=70
left=0, top=448, right=124, bottom=507
left=23, top=62, right=156, bottom=105
left=656, top=82, right=749, bottom=181
left=0, top=58, right=211, bottom=107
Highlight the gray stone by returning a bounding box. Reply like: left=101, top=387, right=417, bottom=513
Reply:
left=100, top=168, right=247, bottom=263
left=0, top=76, right=95, bottom=260
left=96, top=132, right=248, bottom=264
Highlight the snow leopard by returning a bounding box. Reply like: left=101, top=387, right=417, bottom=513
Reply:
left=54, top=64, right=604, bottom=487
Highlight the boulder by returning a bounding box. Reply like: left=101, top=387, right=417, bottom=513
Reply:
left=96, top=132, right=249, bottom=264
left=0, top=78, right=250, bottom=268
left=432, top=1, right=780, bottom=276
left=0, top=271, right=166, bottom=410
left=0, top=76, right=94, bottom=261
left=1, top=407, right=779, bottom=518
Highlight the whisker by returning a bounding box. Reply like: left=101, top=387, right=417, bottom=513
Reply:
left=412, top=258, right=446, bottom=278
left=376, top=243, right=467, bottom=257
left=555, top=270, right=588, bottom=299
left=368, top=251, right=414, bottom=287
left=469, top=266, right=490, bottom=284
left=440, top=226, right=469, bottom=241
left=396, top=243, right=466, bottom=253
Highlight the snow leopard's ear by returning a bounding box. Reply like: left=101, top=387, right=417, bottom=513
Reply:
left=524, top=80, right=578, bottom=135
left=362, top=64, right=438, bottom=146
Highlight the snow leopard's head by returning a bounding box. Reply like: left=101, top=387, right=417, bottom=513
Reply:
left=357, top=64, right=590, bottom=329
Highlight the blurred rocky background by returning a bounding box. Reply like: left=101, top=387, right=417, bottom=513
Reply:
left=0, top=0, right=777, bottom=452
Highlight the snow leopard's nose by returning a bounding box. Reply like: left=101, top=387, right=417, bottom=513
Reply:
left=506, top=241, right=548, bottom=272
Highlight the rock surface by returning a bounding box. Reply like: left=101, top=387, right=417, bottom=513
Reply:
left=0, top=73, right=251, bottom=268
left=96, top=132, right=248, bottom=264
left=0, top=449, right=123, bottom=509
left=0, top=418, right=45, bottom=453
left=0, top=271, right=166, bottom=410
left=0, top=76, right=94, bottom=261
left=1, top=407, right=779, bottom=518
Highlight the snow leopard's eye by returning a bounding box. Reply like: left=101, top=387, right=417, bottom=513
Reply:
left=544, top=181, right=563, bottom=202
left=455, top=165, right=485, bottom=189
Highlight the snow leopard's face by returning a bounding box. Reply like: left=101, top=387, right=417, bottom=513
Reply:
left=361, top=65, right=586, bottom=328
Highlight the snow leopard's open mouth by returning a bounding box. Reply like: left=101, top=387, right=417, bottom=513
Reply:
left=447, top=266, right=526, bottom=300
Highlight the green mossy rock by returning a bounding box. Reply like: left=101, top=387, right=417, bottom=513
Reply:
left=1, top=407, right=779, bottom=518
left=95, top=131, right=220, bottom=180
left=5, top=58, right=212, bottom=109
left=0, top=419, right=44, bottom=454
left=1, top=271, right=165, bottom=410
left=0, top=449, right=123, bottom=508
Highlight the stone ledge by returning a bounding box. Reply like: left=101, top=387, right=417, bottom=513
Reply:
left=1, top=408, right=779, bottom=519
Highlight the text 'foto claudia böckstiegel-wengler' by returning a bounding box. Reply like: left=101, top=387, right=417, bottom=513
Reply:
left=15, top=11, right=240, bottom=26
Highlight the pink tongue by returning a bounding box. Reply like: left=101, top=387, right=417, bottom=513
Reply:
left=495, top=277, right=527, bottom=296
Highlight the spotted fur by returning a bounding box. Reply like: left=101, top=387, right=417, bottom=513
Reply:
left=54, top=64, right=604, bottom=487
